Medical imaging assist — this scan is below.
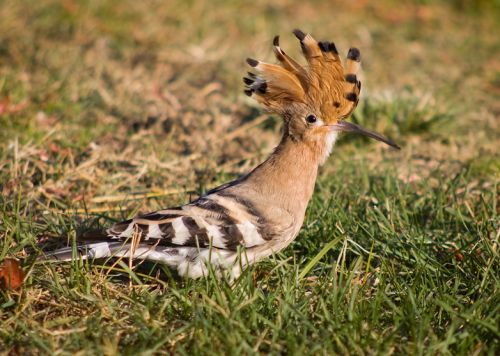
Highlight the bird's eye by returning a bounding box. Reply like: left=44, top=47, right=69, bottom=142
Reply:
left=306, top=115, right=317, bottom=124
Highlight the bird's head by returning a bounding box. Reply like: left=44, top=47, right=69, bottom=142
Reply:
left=244, top=29, right=399, bottom=162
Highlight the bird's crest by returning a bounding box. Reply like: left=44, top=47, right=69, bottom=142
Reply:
left=244, top=29, right=361, bottom=124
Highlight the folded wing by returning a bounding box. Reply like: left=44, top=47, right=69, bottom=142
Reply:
left=107, top=191, right=270, bottom=250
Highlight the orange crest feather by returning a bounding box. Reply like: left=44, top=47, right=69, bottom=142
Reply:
left=244, top=29, right=362, bottom=124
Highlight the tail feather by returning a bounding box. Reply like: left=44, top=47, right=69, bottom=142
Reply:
left=39, top=241, right=126, bottom=261
left=39, top=241, right=194, bottom=269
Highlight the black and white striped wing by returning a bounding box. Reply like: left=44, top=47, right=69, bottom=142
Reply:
left=107, top=193, right=271, bottom=250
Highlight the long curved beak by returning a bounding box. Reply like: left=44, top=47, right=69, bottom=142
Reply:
left=329, top=121, right=400, bottom=149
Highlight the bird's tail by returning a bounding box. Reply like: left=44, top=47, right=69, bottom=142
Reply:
left=37, top=240, right=196, bottom=271
left=39, top=240, right=242, bottom=279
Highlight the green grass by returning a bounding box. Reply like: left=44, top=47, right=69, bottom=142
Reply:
left=1, top=0, right=499, bottom=354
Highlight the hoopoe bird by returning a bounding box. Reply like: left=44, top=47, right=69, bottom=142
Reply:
left=41, top=29, right=399, bottom=280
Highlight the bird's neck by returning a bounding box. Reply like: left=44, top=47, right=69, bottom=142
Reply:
left=244, top=134, right=326, bottom=218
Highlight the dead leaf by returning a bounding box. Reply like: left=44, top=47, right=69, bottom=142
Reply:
left=0, top=259, right=25, bottom=290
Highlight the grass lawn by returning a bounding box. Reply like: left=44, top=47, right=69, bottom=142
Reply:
left=0, top=0, right=499, bottom=354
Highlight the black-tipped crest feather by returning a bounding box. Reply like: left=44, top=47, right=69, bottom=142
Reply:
left=293, top=29, right=306, bottom=41
left=347, top=48, right=361, bottom=61
left=246, top=58, right=258, bottom=67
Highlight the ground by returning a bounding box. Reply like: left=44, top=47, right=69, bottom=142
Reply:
left=0, top=0, right=499, bottom=354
